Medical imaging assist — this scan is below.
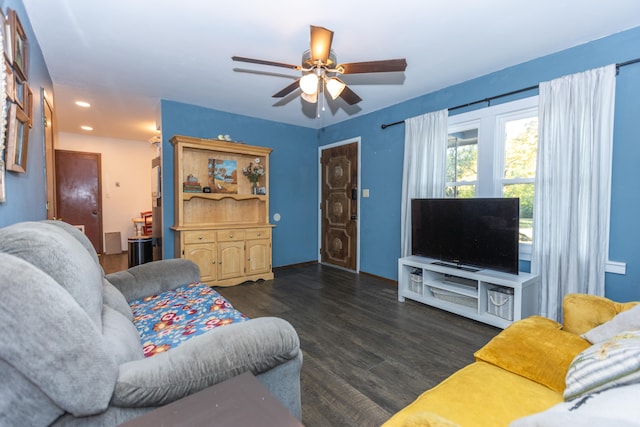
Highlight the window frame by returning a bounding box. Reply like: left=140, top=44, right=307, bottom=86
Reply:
left=447, top=96, right=539, bottom=261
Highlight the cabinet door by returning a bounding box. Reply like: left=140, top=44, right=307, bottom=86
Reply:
left=218, top=241, right=245, bottom=280
left=184, top=243, right=217, bottom=283
left=246, top=239, right=271, bottom=275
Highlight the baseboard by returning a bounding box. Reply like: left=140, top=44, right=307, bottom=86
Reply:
left=273, top=260, right=318, bottom=271
left=274, top=261, right=399, bottom=287
left=359, top=270, right=398, bottom=286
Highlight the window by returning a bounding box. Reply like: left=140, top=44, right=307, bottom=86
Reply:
left=447, top=96, right=538, bottom=259
left=446, top=126, right=478, bottom=197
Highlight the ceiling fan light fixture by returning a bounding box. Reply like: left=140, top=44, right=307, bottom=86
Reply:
left=325, top=77, right=346, bottom=100
left=300, top=73, right=319, bottom=95
left=301, top=91, right=317, bottom=104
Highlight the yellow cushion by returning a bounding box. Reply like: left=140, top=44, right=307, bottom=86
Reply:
left=562, top=293, right=639, bottom=335
left=402, top=412, right=461, bottom=427
left=474, top=316, right=590, bottom=393
left=382, top=362, right=562, bottom=427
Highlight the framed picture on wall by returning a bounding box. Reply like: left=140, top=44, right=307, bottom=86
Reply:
left=2, top=10, right=12, bottom=63
left=9, top=9, right=27, bottom=80
left=4, top=59, right=13, bottom=101
left=26, top=84, right=33, bottom=127
left=6, top=103, right=29, bottom=173
left=14, top=73, right=25, bottom=108
left=0, top=158, right=6, bottom=203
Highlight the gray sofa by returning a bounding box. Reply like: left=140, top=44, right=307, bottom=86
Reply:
left=0, top=220, right=302, bottom=426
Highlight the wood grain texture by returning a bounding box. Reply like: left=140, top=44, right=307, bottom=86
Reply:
left=221, top=264, right=499, bottom=427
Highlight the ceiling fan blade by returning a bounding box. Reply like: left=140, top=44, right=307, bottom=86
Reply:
left=309, top=25, right=333, bottom=63
left=338, top=58, right=407, bottom=74
left=272, top=79, right=301, bottom=98
left=339, top=85, right=362, bottom=105
left=232, top=56, right=300, bottom=70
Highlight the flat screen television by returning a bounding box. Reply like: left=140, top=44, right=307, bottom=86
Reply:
left=411, top=198, right=520, bottom=275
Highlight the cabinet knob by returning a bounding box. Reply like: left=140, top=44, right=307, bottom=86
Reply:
left=198, top=236, right=203, bottom=240
left=229, top=234, right=234, bottom=238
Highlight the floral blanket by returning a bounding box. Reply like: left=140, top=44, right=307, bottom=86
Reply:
left=130, top=282, right=248, bottom=357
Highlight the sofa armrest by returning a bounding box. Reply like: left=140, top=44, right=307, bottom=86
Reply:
left=111, top=317, right=301, bottom=407
left=106, top=258, right=200, bottom=302
left=562, top=293, right=639, bottom=335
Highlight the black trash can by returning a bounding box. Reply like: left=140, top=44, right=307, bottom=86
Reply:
left=128, top=236, right=153, bottom=268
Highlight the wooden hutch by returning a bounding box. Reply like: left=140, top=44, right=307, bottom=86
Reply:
left=170, top=135, right=273, bottom=287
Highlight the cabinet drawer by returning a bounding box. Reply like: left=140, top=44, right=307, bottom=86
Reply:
left=245, top=228, right=271, bottom=240
left=183, top=230, right=217, bottom=244
left=217, top=230, right=245, bottom=242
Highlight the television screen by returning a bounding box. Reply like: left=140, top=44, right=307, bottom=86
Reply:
left=411, top=198, right=520, bottom=274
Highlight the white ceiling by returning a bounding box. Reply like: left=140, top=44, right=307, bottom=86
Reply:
left=22, top=0, right=640, bottom=142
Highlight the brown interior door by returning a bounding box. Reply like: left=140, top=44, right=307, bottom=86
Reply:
left=54, top=149, right=103, bottom=254
left=320, top=142, right=358, bottom=271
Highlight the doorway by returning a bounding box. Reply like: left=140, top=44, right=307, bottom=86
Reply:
left=319, top=139, right=360, bottom=271
left=55, top=149, right=103, bottom=254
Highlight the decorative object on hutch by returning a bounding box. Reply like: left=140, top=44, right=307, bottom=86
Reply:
left=243, top=158, right=265, bottom=195
left=170, top=135, right=273, bottom=287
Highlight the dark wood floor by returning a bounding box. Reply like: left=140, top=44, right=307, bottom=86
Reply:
left=100, top=254, right=499, bottom=427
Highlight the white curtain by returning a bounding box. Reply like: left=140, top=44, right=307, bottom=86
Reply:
left=532, top=64, right=616, bottom=321
left=400, top=109, right=448, bottom=257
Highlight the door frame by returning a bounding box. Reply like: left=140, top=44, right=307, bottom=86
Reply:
left=43, top=89, right=57, bottom=219
left=317, top=137, right=361, bottom=273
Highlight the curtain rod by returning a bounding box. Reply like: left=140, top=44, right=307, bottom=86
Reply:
left=381, top=57, right=640, bottom=130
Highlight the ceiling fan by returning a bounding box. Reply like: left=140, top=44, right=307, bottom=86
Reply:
left=232, top=25, right=407, bottom=106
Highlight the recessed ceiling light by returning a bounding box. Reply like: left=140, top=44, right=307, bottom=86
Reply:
left=75, top=101, right=91, bottom=108
left=81, top=125, right=93, bottom=131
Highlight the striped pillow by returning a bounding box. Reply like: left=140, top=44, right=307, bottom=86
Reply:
left=564, top=330, right=640, bottom=401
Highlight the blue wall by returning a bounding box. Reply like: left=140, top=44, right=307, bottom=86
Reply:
left=0, top=0, right=53, bottom=227
left=3, top=0, right=639, bottom=302
left=160, top=100, right=318, bottom=267
left=319, top=26, right=640, bottom=301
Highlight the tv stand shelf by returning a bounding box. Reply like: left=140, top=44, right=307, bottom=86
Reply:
left=398, top=256, right=540, bottom=328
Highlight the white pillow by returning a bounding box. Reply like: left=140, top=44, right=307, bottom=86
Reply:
left=582, top=304, right=640, bottom=344
left=510, top=383, right=640, bottom=427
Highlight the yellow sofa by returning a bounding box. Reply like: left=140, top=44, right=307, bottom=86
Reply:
left=382, top=294, right=639, bottom=427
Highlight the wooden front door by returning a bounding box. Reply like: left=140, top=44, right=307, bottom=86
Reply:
left=55, top=149, right=103, bottom=253
left=321, top=142, right=358, bottom=271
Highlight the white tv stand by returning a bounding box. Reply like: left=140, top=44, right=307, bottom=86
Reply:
left=398, top=256, right=540, bottom=328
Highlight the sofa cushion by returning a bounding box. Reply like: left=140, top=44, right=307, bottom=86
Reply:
left=44, top=219, right=100, bottom=266
left=0, top=358, right=63, bottom=427
left=510, top=382, right=640, bottom=426
left=582, top=304, right=640, bottom=344
left=103, top=305, right=145, bottom=365
left=103, top=278, right=134, bottom=321
left=0, top=221, right=104, bottom=327
left=474, top=316, right=590, bottom=393
left=402, top=412, right=461, bottom=427
left=0, top=252, right=117, bottom=416
left=381, top=361, right=562, bottom=427
left=130, top=282, right=248, bottom=357
left=563, top=329, right=640, bottom=401
left=562, top=293, right=639, bottom=335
